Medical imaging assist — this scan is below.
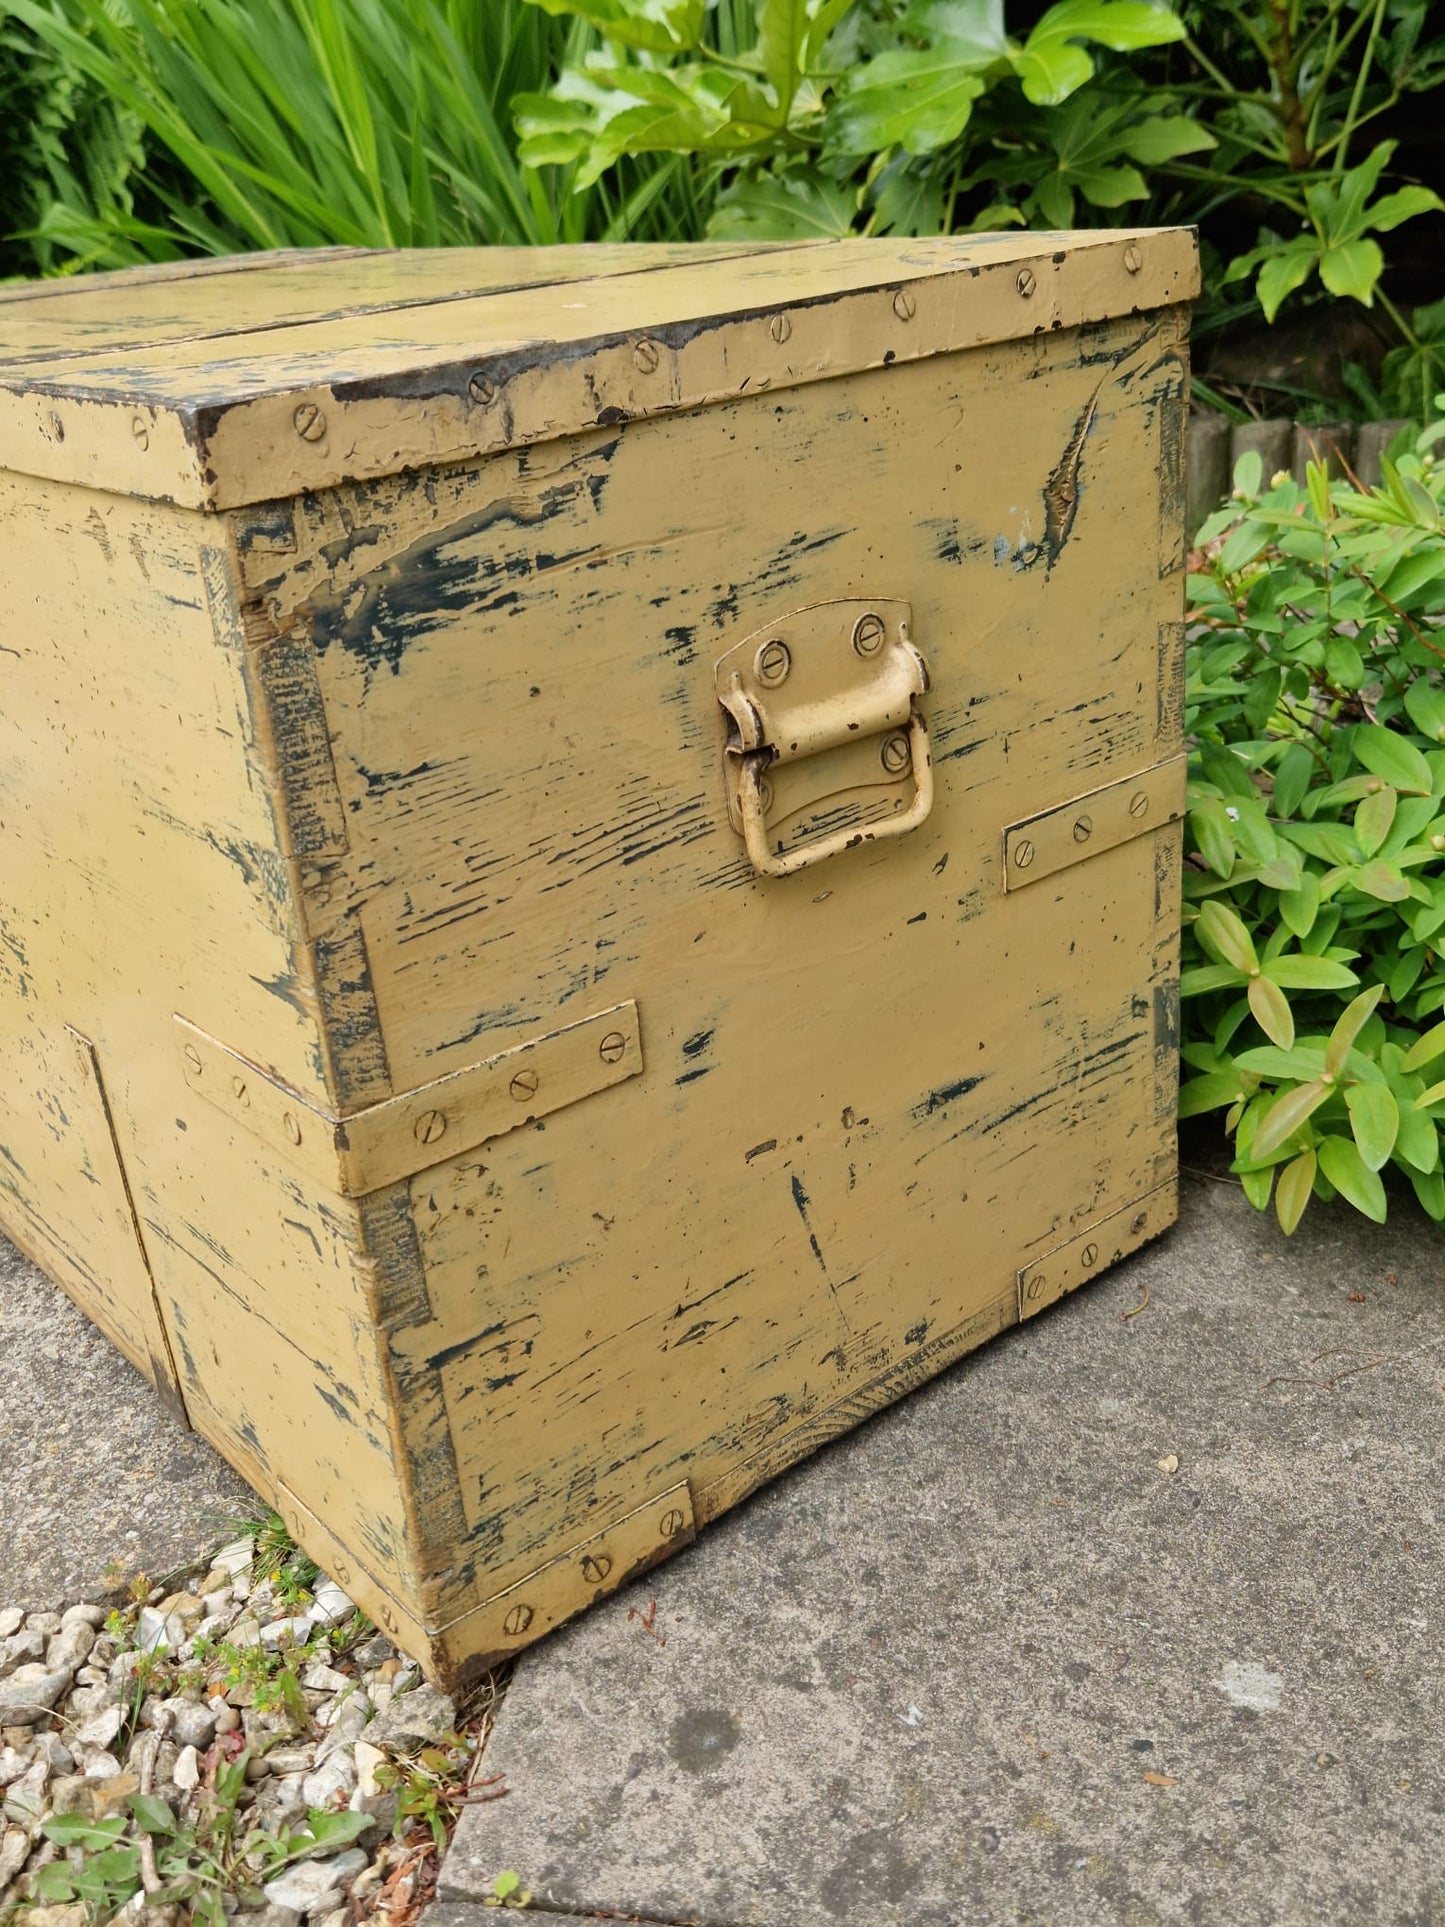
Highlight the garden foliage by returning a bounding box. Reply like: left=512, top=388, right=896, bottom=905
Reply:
left=1182, top=423, right=1445, bottom=1230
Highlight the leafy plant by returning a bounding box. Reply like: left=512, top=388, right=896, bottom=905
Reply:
left=516, top=0, right=1199, bottom=238
left=28, top=1765, right=371, bottom=1927
left=2, top=0, right=709, bottom=268
left=1181, top=428, right=1445, bottom=1230
left=191, top=1627, right=325, bottom=1726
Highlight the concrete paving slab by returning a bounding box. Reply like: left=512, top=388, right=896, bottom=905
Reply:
left=0, top=1230, right=252, bottom=1610
left=440, top=1153, right=1445, bottom=1927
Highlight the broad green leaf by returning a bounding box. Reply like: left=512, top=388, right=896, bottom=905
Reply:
left=1120, top=114, right=1215, bottom=164
left=1254, top=243, right=1317, bottom=323
left=1393, top=1100, right=1440, bottom=1174
left=1410, top=1167, right=1445, bottom=1220
left=1233, top=1045, right=1327, bottom=1080
left=1318, top=1133, right=1388, bottom=1221
left=1346, top=1082, right=1399, bottom=1170
left=1352, top=724, right=1433, bottom=795
left=1251, top=1079, right=1331, bottom=1161
left=1180, top=962, right=1246, bottom=996
left=1416, top=1077, right=1445, bottom=1111
left=1239, top=1160, right=1274, bottom=1210
left=709, top=169, right=856, bottom=239
left=1013, top=0, right=1184, bottom=105
left=1353, top=859, right=1412, bottom=902
left=1319, top=236, right=1385, bottom=304
left=1178, top=1071, right=1244, bottom=1117
left=1364, top=185, right=1445, bottom=234
left=830, top=50, right=989, bottom=155
left=1278, top=869, right=1320, bottom=939
left=1198, top=743, right=1256, bottom=799
left=1325, top=984, right=1385, bottom=1077
left=757, top=0, right=807, bottom=110
left=42, top=1815, right=128, bottom=1848
left=524, top=0, right=705, bottom=52
left=1190, top=799, right=1235, bottom=878
left=1354, top=784, right=1397, bottom=856
left=1070, top=162, right=1148, bottom=208
left=1272, top=742, right=1315, bottom=820
left=1380, top=548, right=1445, bottom=604
left=1324, top=635, right=1365, bottom=688
left=1261, top=955, right=1359, bottom=992
left=1404, top=680, right=1445, bottom=743
left=1196, top=899, right=1257, bottom=973
left=1248, top=972, right=1294, bottom=1050
left=1217, top=519, right=1271, bottom=574
left=128, top=1793, right=178, bottom=1836
left=1403, top=1020, right=1445, bottom=1072
left=1275, top=1149, right=1317, bottom=1234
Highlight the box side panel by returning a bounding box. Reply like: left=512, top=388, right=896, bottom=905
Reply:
left=0, top=471, right=423, bottom=1615
left=237, top=304, right=1189, bottom=1664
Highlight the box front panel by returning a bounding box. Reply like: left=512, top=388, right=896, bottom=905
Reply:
left=238, top=304, right=1188, bottom=1649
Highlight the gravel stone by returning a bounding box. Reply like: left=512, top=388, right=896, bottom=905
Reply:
left=173, top=1745, right=201, bottom=1792
left=0, top=1665, right=73, bottom=1724
left=259, top=1616, right=313, bottom=1650
left=45, top=1623, right=95, bottom=1675
left=361, top=1684, right=456, bottom=1752
left=34, top=1732, right=73, bottom=1774
left=159, top=1698, right=216, bottom=1750
left=307, top=1581, right=354, bottom=1627
left=0, top=1822, right=30, bottom=1886
left=47, top=1774, right=95, bottom=1817
left=261, top=1857, right=354, bottom=1914
left=59, top=1605, right=107, bottom=1631
left=302, top=1753, right=355, bottom=1810
left=81, top=1749, right=124, bottom=1779
left=0, top=1611, right=22, bottom=1641
left=0, top=1747, right=33, bottom=1788
left=3, top=1757, right=50, bottom=1825
left=24, top=1615, right=61, bottom=1638
left=72, top=1705, right=123, bottom=1750
left=3, top=1628, right=47, bottom=1669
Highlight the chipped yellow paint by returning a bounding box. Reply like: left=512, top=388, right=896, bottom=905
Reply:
left=0, top=235, right=1197, bottom=1684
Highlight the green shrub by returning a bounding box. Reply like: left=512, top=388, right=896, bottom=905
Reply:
left=1181, top=423, right=1445, bottom=1230
left=2, top=0, right=710, bottom=268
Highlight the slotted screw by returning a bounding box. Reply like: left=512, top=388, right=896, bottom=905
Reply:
left=293, top=402, right=327, bottom=443
left=756, top=639, right=791, bottom=687
left=510, top=1068, right=540, bottom=1102
left=1129, top=791, right=1150, bottom=819
left=1073, top=814, right=1093, bottom=843
left=1123, top=245, right=1142, bottom=274
left=892, top=289, right=916, bottom=322
left=581, top=1554, right=613, bottom=1586
left=1081, top=1243, right=1099, bottom=1269
left=659, top=1508, right=686, bottom=1540
left=414, top=1109, right=448, bottom=1146
left=503, top=1604, right=534, bottom=1637
left=852, top=612, right=886, bottom=657
left=880, top=733, right=912, bottom=777
left=183, top=1044, right=203, bottom=1077
left=599, top=1032, right=627, bottom=1065
left=769, top=314, right=792, bottom=344
left=633, top=338, right=660, bottom=374
left=468, top=373, right=497, bottom=406
left=1017, top=269, right=1036, bottom=298
left=1014, top=839, right=1035, bottom=869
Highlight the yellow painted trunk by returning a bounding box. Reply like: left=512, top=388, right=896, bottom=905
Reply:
left=0, top=234, right=1198, bottom=1681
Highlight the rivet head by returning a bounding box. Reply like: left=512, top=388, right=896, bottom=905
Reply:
left=231, top=1075, right=250, bottom=1108
left=1123, top=244, right=1142, bottom=274
left=659, top=1508, right=686, bottom=1541
left=892, top=288, right=916, bottom=322
left=292, top=402, right=327, bottom=442
left=283, top=1111, right=302, bottom=1146
left=580, top=1553, right=613, bottom=1586
left=503, top=1603, right=534, bottom=1637
left=880, top=732, right=912, bottom=777
left=755, top=639, right=791, bottom=687
left=414, top=1108, right=448, bottom=1146
left=1013, top=839, right=1035, bottom=869
left=633, top=337, right=660, bottom=374
left=468, top=372, right=497, bottom=407
left=852, top=611, right=886, bottom=657
left=182, top=1044, right=203, bottom=1076
left=1081, top=1242, right=1099, bottom=1269
left=769, top=313, right=792, bottom=344
left=510, top=1068, right=540, bottom=1102
left=1129, top=790, right=1150, bottom=819
left=1073, top=814, right=1093, bottom=843
left=598, top=1031, right=627, bottom=1065
left=131, top=416, right=150, bottom=451
left=1016, top=268, right=1037, bottom=298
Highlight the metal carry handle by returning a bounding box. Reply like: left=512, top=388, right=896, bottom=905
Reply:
left=735, top=706, right=934, bottom=879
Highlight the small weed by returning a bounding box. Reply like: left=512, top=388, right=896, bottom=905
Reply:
left=191, top=1630, right=323, bottom=1729
left=27, top=1756, right=370, bottom=1927
left=240, top=1509, right=320, bottom=1609
left=490, top=1869, right=531, bottom=1909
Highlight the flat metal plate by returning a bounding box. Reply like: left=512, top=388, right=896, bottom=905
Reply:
left=1003, top=757, right=1186, bottom=890
left=1016, top=1180, right=1177, bottom=1321
left=176, top=1000, right=643, bottom=1196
